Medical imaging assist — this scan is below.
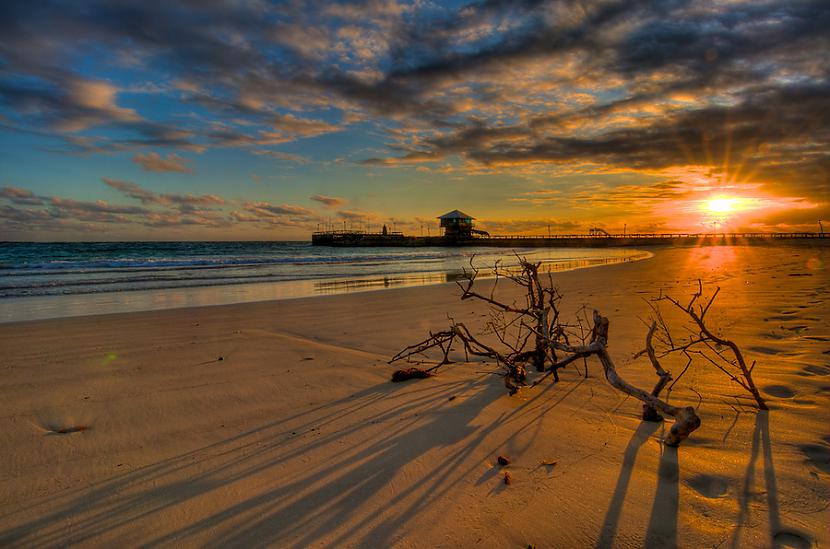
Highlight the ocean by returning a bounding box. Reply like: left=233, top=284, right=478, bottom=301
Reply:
left=0, top=242, right=650, bottom=322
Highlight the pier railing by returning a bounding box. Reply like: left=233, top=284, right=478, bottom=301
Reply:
left=480, top=232, right=827, bottom=239
left=314, top=231, right=828, bottom=239
left=311, top=230, right=828, bottom=247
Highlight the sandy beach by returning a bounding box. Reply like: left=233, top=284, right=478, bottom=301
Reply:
left=0, top=244, right=828, bottom=548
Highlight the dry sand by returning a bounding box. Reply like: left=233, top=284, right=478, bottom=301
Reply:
left=0, top=245, right=828, bottom=548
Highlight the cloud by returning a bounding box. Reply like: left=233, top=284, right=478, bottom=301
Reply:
left=370, top=80, right=830, bottom=200
left=0, top=76, right=141, bottom=132
left=57, top=79, right=141, bottom=132
left=132, top=152, right=193, bottom=173
left=231, top=201, right=319, bottom=228
left=102, top=178, right=158, bottom=203
left=480, top=218, right=583, bottom=235
left=252, top=150, right=310, bottom=163
left=49, top=196, right=148, bottom=215
left=310, top=194, right=346, bottom=207
left=0, top=186, right=44, bottom=205
left=102, top=178, right=224, bottom=212
left=271, top=113, right=342, bottom=139
left=336, top=209, right=380, bottom=221
left=238, top=201, right=316, bottom=219
left=1, top=0, right=829, bottom=235
left=143, top=211, right=228, bottom=228
left=36, top=196, right=152, bottom=224
left=0, top=204, right=54, bottom=224
left=1, top=181, right=234, bottom=234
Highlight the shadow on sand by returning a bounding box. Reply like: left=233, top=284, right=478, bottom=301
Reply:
left=731, top=411, right=812, bottom=549
left=5, top=375, right=808, bottom=547
left=645, top=443, right=679, bottom=548
left=0, top=364, right=602, bottom=547
left=0, top=376, right=507, bottom=547
left=0, top=368, right=604, bottom=547
left=596, top=420, right=663, bottom=549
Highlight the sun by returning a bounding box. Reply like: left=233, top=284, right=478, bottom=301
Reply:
left=706, top=197, right=738, bottom=214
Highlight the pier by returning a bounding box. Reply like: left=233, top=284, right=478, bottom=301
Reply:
left=311, top=230, right=828, bottom=247
left=312, top=209, right=828, bottom=247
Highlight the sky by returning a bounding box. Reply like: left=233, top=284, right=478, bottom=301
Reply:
left=0, top=0, right=828, bottom=241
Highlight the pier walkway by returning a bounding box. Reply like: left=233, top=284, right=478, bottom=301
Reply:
left=311, top=231, right=828, bottom=247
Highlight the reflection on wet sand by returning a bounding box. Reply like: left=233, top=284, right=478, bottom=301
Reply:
left=312, top=254, right=647, bottom=295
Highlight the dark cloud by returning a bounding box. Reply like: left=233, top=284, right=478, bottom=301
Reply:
left=381, top=82, right=830, bottom=199
left=616, top=1, right=830, bottom=77
left=0, top=180, right=234, bottom=234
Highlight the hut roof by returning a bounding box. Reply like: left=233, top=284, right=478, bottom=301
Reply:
left=438, top=210, right=474, bottom=220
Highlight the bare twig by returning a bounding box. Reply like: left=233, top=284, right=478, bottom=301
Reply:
left=658, top=282, right=767, bottom=410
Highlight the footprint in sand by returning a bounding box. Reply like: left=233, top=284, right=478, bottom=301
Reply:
left=685, top=473, right=729, bottom=498
left=799, top=444, right=830, bottom=473
left=801, top=365, right=830, bottom=376
left=764, top=314, right=798, bottom=321
left=763, top=384, right=796, bottom=398
left=36, top=413, right=94, bottom=436
left=773, top=529, right=813, bottom=549
left=748, top=345, right=780, bottom=355
left=41, top=424, right=90, bottom=435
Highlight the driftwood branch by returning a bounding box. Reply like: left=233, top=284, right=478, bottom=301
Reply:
left=584, top=312, right=700, bottom=446
left=657, top=281, right=767, bottom=410
left=391, top=262, right=768, bottom=447
left=390, top=257, right=712, bottom=445
left=642, top=321, right=673, bottom=422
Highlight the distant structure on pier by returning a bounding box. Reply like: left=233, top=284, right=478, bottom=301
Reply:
left=438, top=210, right=489, bottom=238
left=312, top=208, right=828, bottom=247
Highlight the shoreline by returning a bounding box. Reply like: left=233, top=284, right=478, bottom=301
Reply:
left=0, top=248, right=653, bottom=324
left=1, top=245, right=827, bottom=547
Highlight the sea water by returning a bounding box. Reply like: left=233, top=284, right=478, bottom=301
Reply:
left=0, top=242, right=650, bottom=322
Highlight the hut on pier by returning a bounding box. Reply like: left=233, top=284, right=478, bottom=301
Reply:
left=438, top=210, right=489, bottom=238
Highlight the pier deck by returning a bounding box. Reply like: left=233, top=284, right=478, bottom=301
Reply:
left=311, top=231, right=828, bottom=247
